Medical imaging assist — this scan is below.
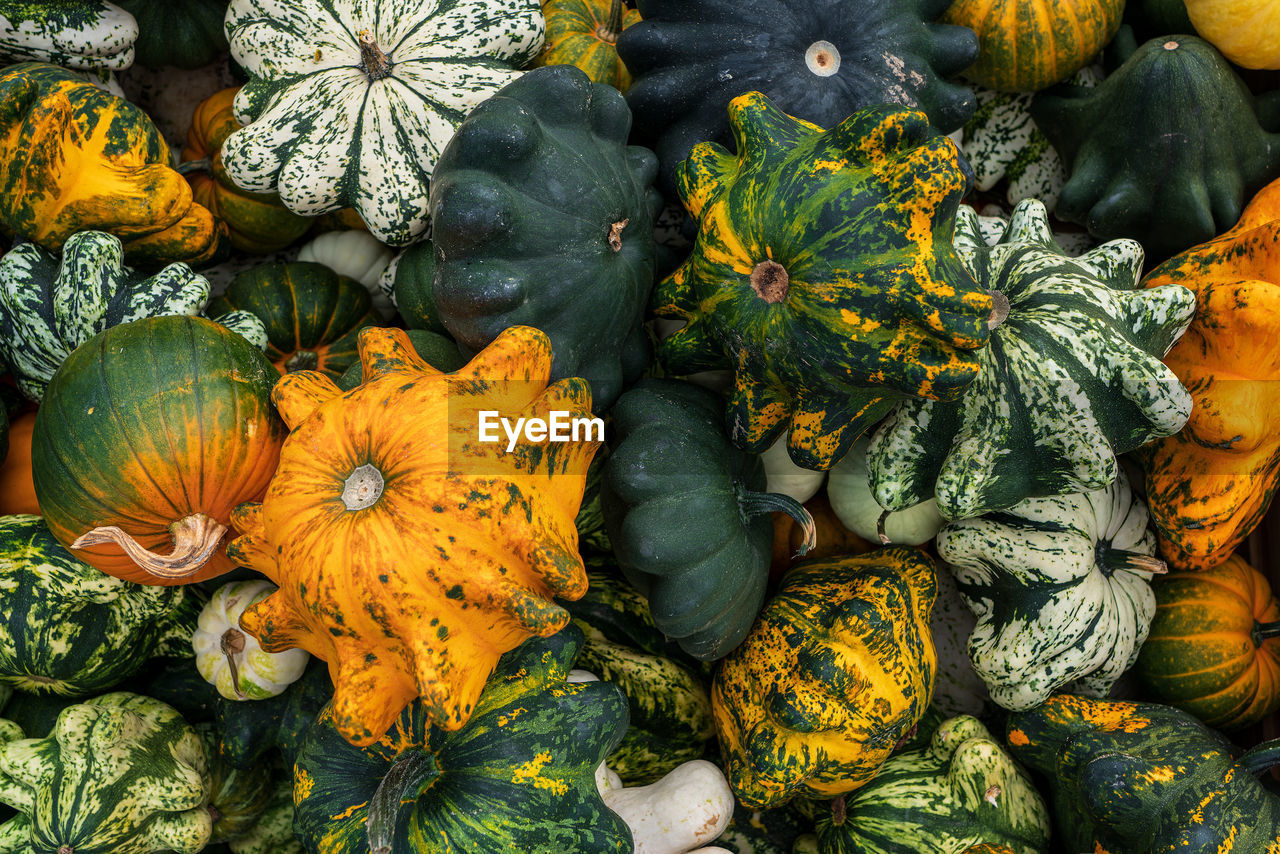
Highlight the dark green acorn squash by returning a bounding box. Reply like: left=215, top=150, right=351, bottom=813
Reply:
left=123, top=654, right=222, bottom=726
left=114, top=0, right=228, bottom=69
left=291, top=625, right=632, bottom=854
left=1006, top=695, right=1280, bottom=854
left=216, top=657, right=332, bottom=770
left=381, top=240, right=447, bottom=335
left=616, top=0, right=979, bottom=196
left=601, top=378, right=815, bottom=661
left=428, top=65, right=662, bottom=412
left=1030, top=35, right=1280, bottom=261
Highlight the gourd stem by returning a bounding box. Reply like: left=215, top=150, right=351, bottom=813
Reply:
left=286, top=350, right=320, bottom=372
left=1239, top=739, right=1280, bottom=777
left=221, top=629, right=247, bottom=700
left=1255, top=621, right=1280, bottom=641
left=1096, top=545, right=1166, bottom=578
left=876, top=509, right=891, bottom=545
left=368, top=751, right=436, bottom=854
left=175, top=158, right=210, bottom=176
left=358, top=30, right=393, bottom=80
left=740, top=490, right=816, bottom=557
left=987, top=290, right=1011, bottom=330
left=607, top=218, right=629, bottom=252
left=598, top=0, right=625, bottom=43
left=71, top=514, right=228, bottom=579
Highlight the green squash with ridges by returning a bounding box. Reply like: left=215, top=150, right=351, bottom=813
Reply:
left=224, top=780, right=300, bottom=854
left=0, top=0, right=137, bottom=69
left=197, top=726, right=273, bottom=845
left=869, top=199, right=1197, bottom=520
left=114, top=0, right=227, bottom=69
left=215, top=656, right=331, bottom=770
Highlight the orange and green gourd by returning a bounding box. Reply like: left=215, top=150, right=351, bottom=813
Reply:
left=1137, top=177, right=1280, bottom=571
left=1137, top=554, right=1280, bottom=731
left=653, top=92, right=993, bottom=471
left=226, top=325, right=602, bottom=747
left=712, top=547, right=938, bottom=809
left=535, top=0, right=641, bottom=91
left=0, top=62, right=227, bottom=268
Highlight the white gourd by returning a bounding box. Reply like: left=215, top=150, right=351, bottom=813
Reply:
left=761, top=434, right=826, bottom=504
left=827, top=437, right=943, bottom=546
left=193, top=580, right=309, bottom=701
left=298, top=231, right=396, bottom=318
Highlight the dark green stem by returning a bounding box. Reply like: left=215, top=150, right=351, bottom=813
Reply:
left=286, top=350, right=320, bottom=372
left=368, top=751, right=436, bottom=854
left=1253, top=621, right=1280, bottom=644
left=1095, top=543, right=1166, bottom=578
left=740, top=490, right=816, bottom=557
left=175, top=158, right=210, bottom=176
left=597, top=0, right=625, bottom=43
left=1238, top=739, right=1280, bottom=777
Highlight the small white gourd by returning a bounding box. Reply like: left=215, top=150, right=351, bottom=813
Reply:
left=193, top=580, right=309, bottom=701
left=761, top=433, right=826, bottom=503
left=827, top=437, right=943, bottom=546
left=297, top=230, right=395, bottom=317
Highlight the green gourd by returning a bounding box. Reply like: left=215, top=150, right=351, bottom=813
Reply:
left=215, top=657, right=332, bottom=770
left=114, top=0, right=228, bottom=69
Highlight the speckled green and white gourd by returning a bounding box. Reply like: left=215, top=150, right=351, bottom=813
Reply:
left=0, top=1, right=137, bottom=69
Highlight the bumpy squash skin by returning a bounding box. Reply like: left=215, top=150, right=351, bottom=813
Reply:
left=1137, top=179, right=1280, bottom=571
left=655, top=93, right=993, bottom=471
left=1006, top=695, right=1280, bottom=854
left=0, top=63, right=227, bottom=267
left=292, top=626, right=633, bottom=854
left=1031, top=36, right=1280, bottom=261
left=208, top=262, right=377, bottom=380
left=114, top=0, right=228, bottom=69
left=1138, top=555, right=1280, bottom=730
left=228, top=325, right=600, bottom=747
left=0, top=0, right=138, bottom=69
left=713, top=548, right=938, bottom=809
left=617, top=0, right=978, bottom=196
left=31, top=315, right=287, bottom=585
left=869, top=200, right=1196, bottom=519
left=429, top=65, right=661, bottom=414
left=942, top=0, right=1124, bottom=92
left=535, top=0, right=641, bottom=91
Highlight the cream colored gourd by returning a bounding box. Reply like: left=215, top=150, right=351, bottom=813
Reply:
left=762, top=434, right=826, bottom=503
left=296, top=230, right=395, bottom=316
left=828, top=438, right=943, bottom=545
left=193, top=581, right=308, bottom=701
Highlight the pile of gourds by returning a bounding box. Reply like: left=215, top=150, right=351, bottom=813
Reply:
left=0, top=0, right=1276, bottom=852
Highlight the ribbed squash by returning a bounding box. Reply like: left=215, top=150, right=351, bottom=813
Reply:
left=197, top=726, right=273, bottom=846
left=1184, top=0, right=1280, bottom=69
left=0, top=0, right=138, bottom=69
left=713, top=548, right=937, bottom=809
left=224, top=780, right=299, bottom=854
left=180, top=87, right=311, bottom=255
left=941, top=0, right=1124, bottom=92
left=1137, top=177, right=1280, bottom=570
left=1138, top=555, right=1280, bottom=731
left=654, top=93, right=993, bottom=470
left=0, top=63, right=226, bottom=267
left=114, top=0, right=228, bottom=69
left=215, top=657, right=332, bottom=770
left=226, top=325, right=600, bottom=747
left=535, top=0, right=640, bottom=91
left=31, top=315, right=287, bottom=585
left=193, top=580, right=309, bottom=702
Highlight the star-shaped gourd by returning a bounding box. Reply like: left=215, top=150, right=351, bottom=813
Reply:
left=227, top=325, right=600, bottom=747
left=653, top=92, right=993, bottom=471
left=869, top=199, right=1197, bottom=521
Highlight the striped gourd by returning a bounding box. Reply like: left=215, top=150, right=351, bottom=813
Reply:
left=0, top=693, right=211, bottom=854
left=222, top=0, right=545, bottom=246
left=937, top=470, right=1162, bottom=711
left=815, top=716, right=1050, bottom=854
left=224, top=780, right=301, bottom=854
left=869, top=198, right=1197, bottom=520
left=0, top=0, right=137, bottom=69
left=653, top=93, right=994, bottom=470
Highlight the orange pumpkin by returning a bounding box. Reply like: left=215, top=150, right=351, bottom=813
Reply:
left=0, top=411, right=38, bottom=516
left=1138, top=177, right=1280, bottom=570
left=227, top=325, right=601, bottom=746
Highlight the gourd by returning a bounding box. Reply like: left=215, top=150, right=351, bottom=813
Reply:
left=827, top=437, right=942, bottom=547
left=222, top=0, right=545, bottom=246
left=653, top=93, right=994, bottom=470
left=601, top=379, right=816, bottom=661
left=771, top=495, right=872, bottom=577
left=0, top=230, right=211, bottom=402
left=0, top=514, right=200, bottom=696
left=713, top=548, right=938, bottom=809
left=0, top=693, right=212, bottom=854
left=1184, top=0, right=1280, bottom=69
left=0, top=0, right=137, bottom=69
left=1006, top=695, right=1280, bottom=854
left=0, top=63, right=227, bottom=267
left=1137, top=555, right=1280, bottom=730
left=31, top=315, right=287, bottom=585
left=296, top=230, right=395, bottom=317
left=226, top=325, right=601, bottom=746
left=937, top=470, right=1161, bottom=711
left=215, top=657, right=332, bottom=769
left=291, top=626, right=632, bottom=854
left=224, top=780, right=301, bottom=854
left=535, top=0, right=641, bottom=91
left=869, top=199, right=1196, bottom=520
left=114, top=0, right=228, bottom=69
left=814, top=716, right=1051, bottom=854
left=1136, top=178, right=1280, bottom=570
left=930, top=567, right=988, bottom=717
left=207, top=262, right=377, bottom=380
left=0, top=413, right=38, bottom=516
left=940, top=0, right=1124, bottom=91
left=1030, top=35, right=1280, bottom=260
left=617, top=0, right=979, bottom=195
left=761, top=435, right=826, bottom=504
left=197, top=727, right=273, bottom=846
left=180, top=87, right=311, bottom=255
left=596, top=758, right=733, bottom=854
left=193, top=581, right=308, bottom=701
left=379, top=240, right=444, bottom=332
left=429, top=65, right=662, bottom=412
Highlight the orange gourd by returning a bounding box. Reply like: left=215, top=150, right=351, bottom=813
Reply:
left=0, top=411, right=38, bottom=516
left=227, top=325, right=602, bottom=746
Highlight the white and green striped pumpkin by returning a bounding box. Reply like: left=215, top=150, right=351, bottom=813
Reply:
left=194, top=581, right=309, bottom=701
left=815, top=716, right=1050, bottom=854
left=222, top=0, right=545, bottom=246
left=868, top=198, right=1196, bottom=520
left=0, top=0, right=138, bottom=70
left=0, top=693, right=212, bottom=854
left=937, top=469, right=1162, bottom=712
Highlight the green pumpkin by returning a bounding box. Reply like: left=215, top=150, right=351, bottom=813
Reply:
left=0, top=0, right=137, bottom=70
left=429, top=65, right=662, bottom=412
left=114, top=0, right=227, bottom=69
left=815, top=716, right=1050, bottom=854
left=869, top=200, right=1196, bottom=520
left=1006, top=695, right=1280, bottom=854
left=0, top=693, right=211, bottom=854
left=653, top=92, right=993, bottom=470
left=292, top=625, right=632, bottom=854
left=601, top=378, right=814, bottom=661
left=207, top=262, right=377, bottom=379
left=216, top=657, right=331, bottom=770
left=380, top=240, right=447, bottom=335
left=197, top=726, right=273, bottom=845
left=1031, top=34, right=1280, bottom=261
